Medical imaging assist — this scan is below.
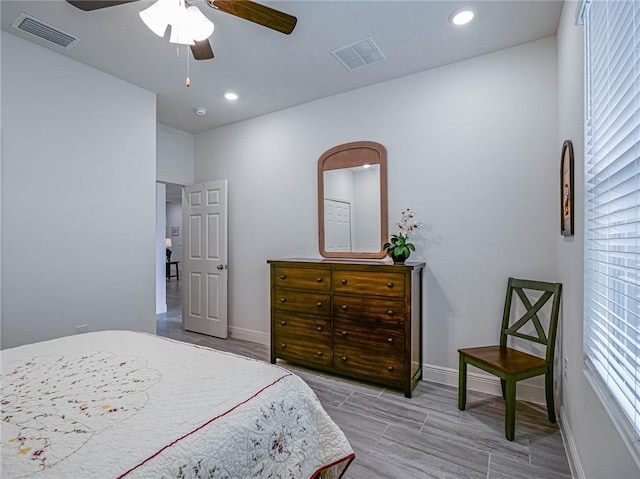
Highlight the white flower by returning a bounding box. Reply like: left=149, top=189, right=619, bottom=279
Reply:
left=397, top=209, right=423, bottom=239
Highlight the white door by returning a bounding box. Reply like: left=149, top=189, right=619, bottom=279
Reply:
left=183, top=180, right=228, bottom=338
left=324, top=199, right=352, bottom=252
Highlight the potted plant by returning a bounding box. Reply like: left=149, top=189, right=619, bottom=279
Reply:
left=384, top=209, right=423, bottom=264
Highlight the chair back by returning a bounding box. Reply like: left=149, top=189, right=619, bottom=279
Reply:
left=499, top=278, right=562, bottom=364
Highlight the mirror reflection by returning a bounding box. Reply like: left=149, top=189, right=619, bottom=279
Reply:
left=323, top=165, right=381, bottom=253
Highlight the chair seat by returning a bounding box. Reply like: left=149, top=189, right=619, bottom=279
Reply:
left=459, top=345, right=548, bottom=376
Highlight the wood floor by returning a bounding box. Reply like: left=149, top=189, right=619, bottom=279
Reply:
left=157, top=279, right=572, bottom=479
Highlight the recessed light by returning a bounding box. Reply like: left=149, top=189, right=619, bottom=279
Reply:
left=451, top=9, right=474, bottom=26
left=224, top=91, right=239, bottom=101
left=194, top=107, right=207, bottom=116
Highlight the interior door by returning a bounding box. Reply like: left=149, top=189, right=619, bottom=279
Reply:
left=324, top=198, right=352, bottom=252
left=183, top=180, right=228, bottom=338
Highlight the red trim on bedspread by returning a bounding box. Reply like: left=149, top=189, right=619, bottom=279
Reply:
left=311, top=452, right=356, bottom=479
left=116, top=373, right=292, bottom=478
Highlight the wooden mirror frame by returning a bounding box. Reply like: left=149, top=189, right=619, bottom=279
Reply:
left=318, top=141, right=388, bottom=259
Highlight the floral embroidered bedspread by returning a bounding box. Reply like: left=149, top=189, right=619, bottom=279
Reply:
left=1, top=331, right=354, bottom=478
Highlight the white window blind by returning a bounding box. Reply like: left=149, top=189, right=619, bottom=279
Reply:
left=583, top=0, right=640, bottom=455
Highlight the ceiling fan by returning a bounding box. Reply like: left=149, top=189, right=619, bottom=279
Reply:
left=66, top=0, right=297, bottom=61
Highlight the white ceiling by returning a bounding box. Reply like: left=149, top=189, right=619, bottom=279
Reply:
left=1, top=0, right=563, bottom=134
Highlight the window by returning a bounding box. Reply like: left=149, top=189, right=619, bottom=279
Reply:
left=583, top=0, right=640, bottom=460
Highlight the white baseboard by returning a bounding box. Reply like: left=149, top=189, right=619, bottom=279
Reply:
left=560, top=406, right=584, bottom=479
left=421, top=363, right=546, bottom=405
left=229, top=326, right=270, bottom=345
left=221, top=333, right=546, bottom=405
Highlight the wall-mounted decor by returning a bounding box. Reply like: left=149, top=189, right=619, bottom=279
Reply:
left=171, top=226, right=180, bottom=237
left=560, top=140, right=574, bottom=236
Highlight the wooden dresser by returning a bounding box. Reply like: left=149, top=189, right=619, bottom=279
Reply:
left=268, top=258, right=424, bottom=397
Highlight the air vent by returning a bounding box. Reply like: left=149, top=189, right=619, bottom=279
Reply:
left=11, top=12, right=81, bottom=49
left=330, top=37, right=386, bottom=72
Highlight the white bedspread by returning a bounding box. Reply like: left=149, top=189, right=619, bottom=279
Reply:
left=1, top=331, right=354, bottom=478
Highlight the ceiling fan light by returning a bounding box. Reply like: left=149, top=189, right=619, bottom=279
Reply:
left=139, top=1, right=169, bottom=37
left=169, top=24, right=195, bottom=45
left=185, top=6, right=214, bottom=41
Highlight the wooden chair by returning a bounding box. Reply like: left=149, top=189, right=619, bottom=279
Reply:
left=458, top=278, right=562, bottom=441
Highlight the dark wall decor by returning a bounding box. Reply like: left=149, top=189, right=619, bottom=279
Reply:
left=560, top=140, right=574, bottom=236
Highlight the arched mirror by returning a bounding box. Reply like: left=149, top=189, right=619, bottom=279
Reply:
left=318, top=141, right=388, bottom=259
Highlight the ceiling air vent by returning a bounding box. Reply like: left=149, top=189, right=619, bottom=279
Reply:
left=11, top=12, right=81, bottom=49
left=330, top=37, right=386, bottom=72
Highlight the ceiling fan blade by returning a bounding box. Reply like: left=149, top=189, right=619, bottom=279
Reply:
left=66, top=1, right=140, bottom=11
left=191, top=39, right=214, bottom=60
left=208, top=0, right=297, bottom=35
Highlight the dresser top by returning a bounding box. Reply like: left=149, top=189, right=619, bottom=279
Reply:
left=267, top=258, right=425, bottom=270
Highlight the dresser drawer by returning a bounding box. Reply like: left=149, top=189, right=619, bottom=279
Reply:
left=273, top=266, right=331, bottom=292
left=274, top=313, right=330, bottom=339
left=272, top=291, right=331, bottom=317
left=334, top=295, right=405, bottom=325
left=333, top=322, right=405, bottom=386
left=273, top=317, right=331, bottom=367
left=333, top=320, right=405, bottom=356
left=333, top=271, right=405, bottom=298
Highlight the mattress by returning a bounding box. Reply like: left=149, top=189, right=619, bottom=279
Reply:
left=1, top=330, right=354, bottom=478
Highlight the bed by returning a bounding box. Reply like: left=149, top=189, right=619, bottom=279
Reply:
left=1, top=331, right=354, bottom=478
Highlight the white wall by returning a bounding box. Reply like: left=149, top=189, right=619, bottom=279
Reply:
left=156, top=123, right=194, bottom=185
left=194, top=36, right=559, bottom=372
left=156, top=183, right=167, bottom=314
left=1, top=32, right=157, bottom=349
left=556, top=3, right=639, bottom=478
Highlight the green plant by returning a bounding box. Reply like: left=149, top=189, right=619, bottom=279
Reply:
left=384, top=234, right=415, bottom=258
left=384, top=209, right=423, bottom=260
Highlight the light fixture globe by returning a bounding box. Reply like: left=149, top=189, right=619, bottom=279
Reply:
left=185, top=5, right=214, bottom=41
left=139, top=1, right=170, bottom=37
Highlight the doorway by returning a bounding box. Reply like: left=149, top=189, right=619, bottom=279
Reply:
left=157, top=182, right=184, bottom=332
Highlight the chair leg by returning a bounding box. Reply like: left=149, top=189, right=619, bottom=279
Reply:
left=505, top=379, right=516, bottom=441
left=458, top=354, right=467, bottom=410
left=545, top=367, right=556, bottom=423
left=500, top=379, right=506, bottom=399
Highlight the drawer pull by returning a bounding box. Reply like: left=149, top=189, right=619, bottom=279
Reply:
left=317, top=277, right=323, bottom=283
left=387, top=310, right=394, bottom=316
left=387, top=337, right=393, bottom=343
left=316, top=302, right=323, bottom=308
left=281, top=320, right=287, bottom=326
left=341, top=331, right=348, bottom=336
left=280, top=297, right=287, bottom=303
left=280, top=274, right=286, bottom=280
left=281, top=343, right=287, bottom=349
left=342, top=305, right=348, bottom=311
left=316, top=326, right=323, bottom=332
left=342, top=356, right=348, bottom=361
left=387, top=282, right=394, bottom=288
left=316, top=351, right=323, bottom=357
left=341, top=279, right=348, bottom=285
left=387, top=366, right=394, bottom=372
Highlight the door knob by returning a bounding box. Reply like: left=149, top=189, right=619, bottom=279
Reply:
left=217, top=264, right=224, bottom=270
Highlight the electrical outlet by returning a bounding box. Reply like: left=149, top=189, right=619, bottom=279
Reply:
left=564, top=356, right=568, bottom=379
left=76, top=324, right=88, bottom=334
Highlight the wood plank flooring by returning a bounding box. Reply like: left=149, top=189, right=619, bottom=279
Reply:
left=157, top=279, right=571, bottom=479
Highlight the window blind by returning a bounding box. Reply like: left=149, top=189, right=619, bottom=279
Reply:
left=584, top=0, right=640, bottom=449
